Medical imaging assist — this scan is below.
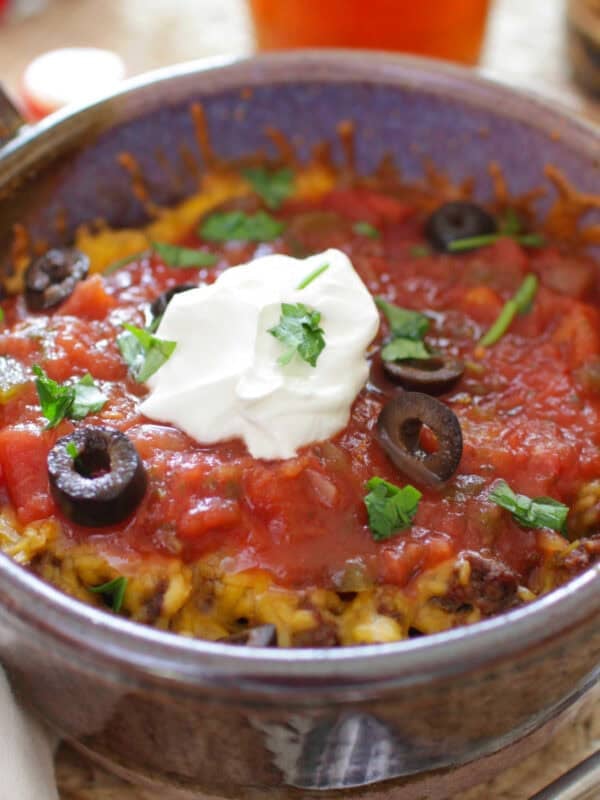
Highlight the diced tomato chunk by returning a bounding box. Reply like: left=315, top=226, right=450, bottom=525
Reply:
left=381, top=533, right=454, bottom=587
left=552, top=304, right=600, bottom=368
left=359, top=191, right=414, bottom=223
left=323, top=189, right=413, bottom=224
left=50, top=318, right=125, bottom=382
left=0, top=182, right=596, bottom=597
left=179, top=497, right=241, bottom=539
left=0, top=333, right=41, bottom=361
left=461, top=285, right=503, bottom=324
left=534, top=250, right=596, bottom=300
left=59, top=274, right=117, bottom=320
left=488, top=237, right=529, bottom=273
left=0, top=427, right=56, bottom=524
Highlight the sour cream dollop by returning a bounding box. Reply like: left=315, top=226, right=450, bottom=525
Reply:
left=140, top=248, right=379, bottom=460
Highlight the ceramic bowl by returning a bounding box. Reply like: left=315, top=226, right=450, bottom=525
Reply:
left=0, top=52, right=598, bottom=799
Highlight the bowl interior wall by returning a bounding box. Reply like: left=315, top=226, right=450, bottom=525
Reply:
left=1, top=77, right=599, bottom=273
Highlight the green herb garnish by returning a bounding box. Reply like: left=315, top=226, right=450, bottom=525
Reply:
left=381, top=338, right=431, bottom=362
left=364, top=477, right=422, bottom=541
left=376, top=299, right=430, bottom=340
left=448, top=210, right=545, bottom=253
left=375, top=298, right=432, bottom=363
left=501, top=208, right=522, bottom=236
left=479, top=273, right=538, bottom=347
left=117, top=323, right=176, bottom=383
left=104, top=251, right=148, bottom=275
left=269, top=303, right=325, bottom=367
left=69, top=374, right=108, bottom=420
left=489, top=480, right=569, bottom=535
left=199, top=210, right=284, bottom=242
left=33, top=366, right=73, bottom=428
left=516, top=234, right=545, bottom=247
left=447, top=234, right=498, bottom=252
left=242, top=166, right=294, bottom=209
left=353, top=221, right=380, bottom=239
left=66, top=441, right=78, bottom=459
left=88, top=576, right=128, bottom=613
left=151, top=241, right=217, bottom=268
left=296, top=263, right=330, bottom=290
left=33, top=365, right=106, bottom=429
left=448, top=233, right=544, bottom=252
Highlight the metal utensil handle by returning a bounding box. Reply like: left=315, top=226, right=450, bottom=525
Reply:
left=0, top=85, right=26, bottom=147
left=531, top=751, right=600, bottom=800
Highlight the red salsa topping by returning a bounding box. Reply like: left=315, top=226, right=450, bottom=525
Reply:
left=1, top=184, right=599, bottom=601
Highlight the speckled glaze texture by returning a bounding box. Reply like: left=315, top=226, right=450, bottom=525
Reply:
left=0, top=53, right=598, bottom=799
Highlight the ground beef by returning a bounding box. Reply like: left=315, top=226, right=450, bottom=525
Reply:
left=556, top=535, right=600, bottom=580
left=292, top=619, right=340, bottom=648
left=436, top=551, right=519, bottom=617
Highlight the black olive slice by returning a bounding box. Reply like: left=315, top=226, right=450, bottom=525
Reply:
left=383, top=355, right=464, bottom=395
left=424, top=202, right=497, bottom=253
left=150, top=283, right=197, bottom=322
left=48, top=426, right=147, bottom=527
left=377, top=392, right=463, bottom=487
left=219, top=624, right=278, bottom=647
left=24, top=248, right=89, bottom=311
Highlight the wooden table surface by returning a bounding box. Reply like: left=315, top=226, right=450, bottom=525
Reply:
left=0, top=1, right=599, bottom=798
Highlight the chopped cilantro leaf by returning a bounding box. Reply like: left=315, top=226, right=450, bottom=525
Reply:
left=268, top=303, right=325, bottom=367
left=199, top=210, right=284, bottom=242
left=447, top=234, right=497, bottom=252
left=242, top=166, right=294, bottom=209
left=32, top=365, right=73, bottom=428
left=117, top=323, right=176, bottom=383
left=353, top=221, right=380, bottom=239
left=70, top=373, right=108, bottom=420
left=364, top=477, right=422, bottom=541
left=513, top=273, right=539, bottom=314
left=381, top=338, right=431, bottom=362
left=447, top=216, right=545, bottom=253
left=0, top=308, right=4, bottom=323
left=500, top=208, right=522, bottom=236
left=88, top=576, right=128, bottom=613
left=296, top=262, right=329, bottom=290
left=516, top=233, right=545, bottom=248
left=376, top=298, right=432, bottom=363
left=447, top=208, right=545, bottom=253
left=375, top=298, right=430, bottom=340
left=479, top=274, right=538, bottom=347
left=33, top=365, right=106, bottom=429
left=489, top=480, right=569, bottom=535
left=151, top=241, right=217, bottom=268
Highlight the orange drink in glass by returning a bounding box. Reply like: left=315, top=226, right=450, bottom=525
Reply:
left=248, top=0, right=492, bottom=65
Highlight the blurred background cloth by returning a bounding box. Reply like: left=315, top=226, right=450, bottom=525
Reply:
left=0, top=0, right=598, bottom=121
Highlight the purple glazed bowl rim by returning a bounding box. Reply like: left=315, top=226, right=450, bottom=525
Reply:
left=0, top=51, right=599, bottom=694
